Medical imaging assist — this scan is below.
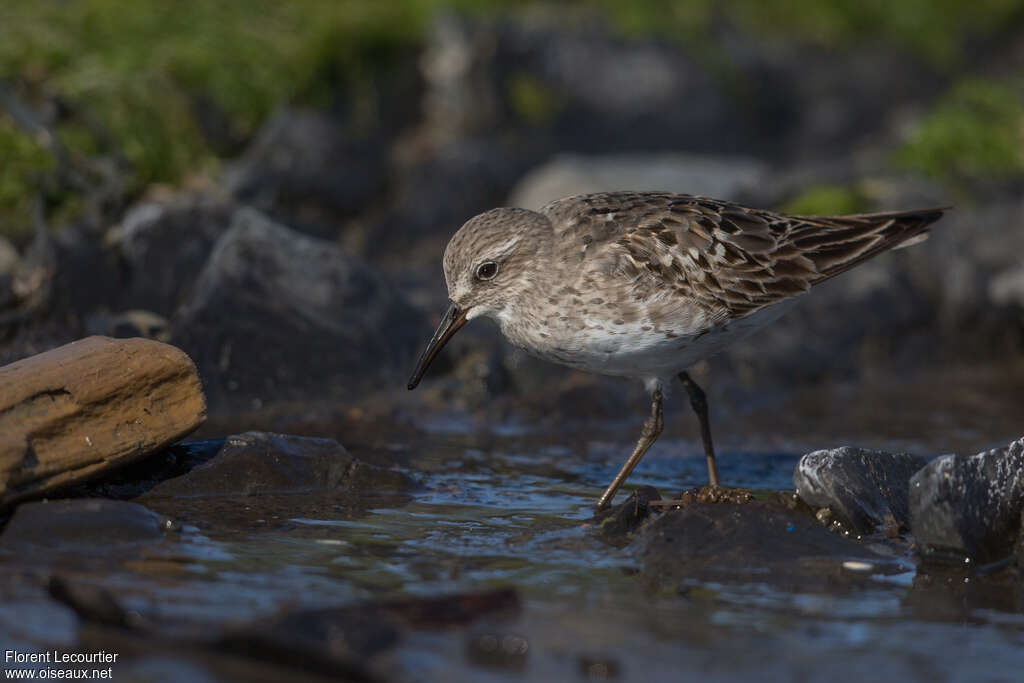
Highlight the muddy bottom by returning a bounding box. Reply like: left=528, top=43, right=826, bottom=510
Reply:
left=3, top=367, right=1024, bottom=682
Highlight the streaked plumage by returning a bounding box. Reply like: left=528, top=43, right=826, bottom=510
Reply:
left=409, top=191, right=947, bottom=508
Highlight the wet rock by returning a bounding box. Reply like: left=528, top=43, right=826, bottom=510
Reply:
left=107, top=196, right=236, bottom=316
left=226, top=107, right=387, bottom=239
left=906, top=564, right=1024, bottom=620
left=220, top=589, right=518, bottom=679
left=172, top=208, right=427, bottom=412
left=0, top=336, right=206, bottom=507
left=597, top=486, right=660, bottom=545
left=794, top=447, right=927, bottom=535
left=141, top=432, right=406, bottom=498
left=466, top=632, right=529, bottom=672
left=641, top=499, right=888, bottom=590
left=48, top=576, right=133, bottom=628
left=910, top=436, right=1024, bottom=562
left=510, top=153, right=767, bottom=211
left=67, top=439, right=225, bottom=500
left=0, top=499, right=169, bottom=548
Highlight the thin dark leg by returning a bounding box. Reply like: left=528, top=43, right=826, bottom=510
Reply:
left=678, top=372, right=720, bottom=487
left=596, top=388, right=663, bottom=509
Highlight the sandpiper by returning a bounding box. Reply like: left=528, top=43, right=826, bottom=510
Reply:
left=407, top=192, right=946, bottom=508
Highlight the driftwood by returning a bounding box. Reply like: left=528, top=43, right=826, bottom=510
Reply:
left=0, top=336, right=206, bottom=506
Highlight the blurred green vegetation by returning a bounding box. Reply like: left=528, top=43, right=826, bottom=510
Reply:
left=0, top=0, right=516, bottom=242
left=595, top=0, right=1024, bottom=66
left=0, top=0, right=1022, bottom=242
left=897, top=79, right=1024, bottom=181
left=780, top=185, right=869, bottom=216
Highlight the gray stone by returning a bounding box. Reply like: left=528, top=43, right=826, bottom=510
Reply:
left=0, top=499, right=168, bottom=548
left=0, top=237, right=18, bottom=276
left=109, top=196, right=236, bottom=316
left=509, top=153, right=767, bottom=211
left=171, top=208, right=427, bottom=412
left=794, top=447, right=928, bottom=534
left=142, top=432, right=359, bottom=497
left=910, top=436, right=1024, bottom=562
left=989, top=264, right=1024, bottom=308
left=225, top=107, right=386, bottom=239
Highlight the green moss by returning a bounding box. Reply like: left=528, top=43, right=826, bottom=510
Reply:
left=0, top=0, right=515, bottom=240
left=589, top=0, right=1024, bottom=66
left=1, top=0, right=1022, bottom=241
left=897, top=79, right=1024, bottom=181
left=780, top=185, right=868, bottom=216
left=0, top=115, right=53, bottom=242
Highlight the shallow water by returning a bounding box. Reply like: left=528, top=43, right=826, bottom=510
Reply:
left=4, top=366, right=1024, bottom=681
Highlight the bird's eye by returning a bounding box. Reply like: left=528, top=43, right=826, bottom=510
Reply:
left=475, top=261, right=499, bottom=280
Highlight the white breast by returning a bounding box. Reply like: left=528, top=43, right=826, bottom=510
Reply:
left=500, top=297, right=802, bottom=380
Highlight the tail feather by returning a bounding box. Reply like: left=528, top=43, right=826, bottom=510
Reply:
left=787, top=207, right=949, bottom=284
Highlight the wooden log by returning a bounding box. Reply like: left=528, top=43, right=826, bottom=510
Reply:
left=0, top=336, right=206, bottom=506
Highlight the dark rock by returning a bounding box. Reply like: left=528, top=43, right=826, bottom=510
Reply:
left=641, top=499, right=888, bottom=590
left=794, top=447, right=928, bottom=535
left=219, top=610, right=397, bottom=680
left=906, top=564, right=1024, bottom=621
left=466, top=632, right=529, bottom=672
left=171, top=209, right=427, bottom=412
left=20, top=226, right=123, bottom=319
left=67, top=439, right=226, bottom=500
left=597, top=486, right=660, bottom=545
left=141, top=432, right=405, bottom=498
left=366, top=136, right=542, bottom=270
left=0, top=499, right=170, bottom=548
left=109, top=196, right=236, bottom=316
left=47, top=576, right=132, bottom=628
left=910, top=436, right=1024, bottom=563
left=421, top=16, right=744, bottom=155
left=225, top=107, right=387, bottom=239
left=219, top=589, right=519, bottom=680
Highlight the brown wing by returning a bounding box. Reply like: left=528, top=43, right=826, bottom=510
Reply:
left=541, top=191, right=946, bottom=318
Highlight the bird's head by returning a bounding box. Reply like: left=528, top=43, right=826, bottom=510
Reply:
left=407, top=207, right=551, bottom=390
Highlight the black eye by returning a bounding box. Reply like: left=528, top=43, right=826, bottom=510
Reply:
left=476, top=261, right=499, bottom=280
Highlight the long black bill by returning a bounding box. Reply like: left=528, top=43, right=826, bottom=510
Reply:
left=407, top=301, right=469, bottom=390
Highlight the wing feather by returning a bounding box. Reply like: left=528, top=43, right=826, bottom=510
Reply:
left=541, top=192, right=947, bottom=320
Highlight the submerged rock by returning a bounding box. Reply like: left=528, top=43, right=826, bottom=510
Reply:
left=910, top=436, right=1024, bottom=562
left=0, top=499, right=170, bottom=548
left=218, top=589, right=519, bottom=679
left=641, top=500, right=888, bottom=590
left=794, top=447, right=927, bottom=535
left=141, top=432, right=407, bottom=498
left=172, top=208, right=427, bottom=412
left=597, top=485, right=661, bottom=545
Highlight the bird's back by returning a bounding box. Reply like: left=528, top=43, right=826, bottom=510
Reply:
left=541, top=191, right=945, bottom=321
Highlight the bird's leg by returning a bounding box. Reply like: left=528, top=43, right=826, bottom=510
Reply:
left=678, top=371, right=720, bottom=487
left=596, top=388, right=663, bottom=509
